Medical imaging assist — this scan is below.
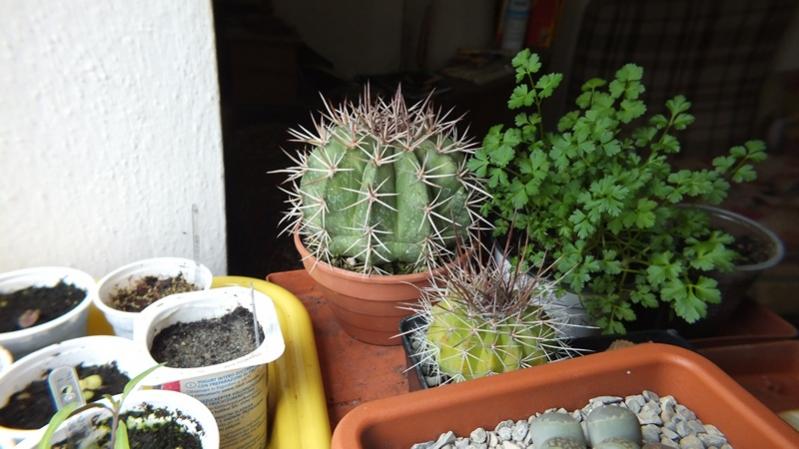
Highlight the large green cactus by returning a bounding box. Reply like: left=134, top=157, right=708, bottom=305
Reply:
left=408, top=245, right=580, bottom=383
left=279, top=87, right=487, bottom=274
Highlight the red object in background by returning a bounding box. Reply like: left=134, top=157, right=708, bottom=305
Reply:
left=525, top=0, right=564, bottom=48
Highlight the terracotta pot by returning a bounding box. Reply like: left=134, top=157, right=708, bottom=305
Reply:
left=331, top=343, right=799, bottom=449
left=294, top=231, right=440, bottom=346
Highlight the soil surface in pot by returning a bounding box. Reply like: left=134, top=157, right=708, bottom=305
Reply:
left=150, top=306, right=263, bottom=368
left=0, top=362, right=129, bottom=429
left=109, top=273, right=199, bottom=312
left=52, top=404, right=203, bottom=449
left=731, top=234, right=772, bottom=266
left=0, top=281, right=86, bottom=332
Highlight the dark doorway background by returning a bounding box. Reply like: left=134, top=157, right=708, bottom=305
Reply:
left=211, top=0, right=799, bottom=300
left=212, top=0, right=514, bottom=277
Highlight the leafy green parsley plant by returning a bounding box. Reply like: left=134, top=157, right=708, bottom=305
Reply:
left=468, top=50, right=767, bottom=334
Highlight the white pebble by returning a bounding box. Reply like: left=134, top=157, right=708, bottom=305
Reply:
left=470, top=428, right=487, bottom=444
left=678, top=434, right=704, bottom=449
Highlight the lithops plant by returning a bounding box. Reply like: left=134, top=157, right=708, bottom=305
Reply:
left=594, top=439, right=641, bottom=449
left=540, top=436, right=587, bottom=449
left=586, top=405, right=642, bottom=447
left=275, top=85, right=489, bottom=275
left=531, top=412, right=586, bottom=446
left=405, top=241, right=583, bottom=383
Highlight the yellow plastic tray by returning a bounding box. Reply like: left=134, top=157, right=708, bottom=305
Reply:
left=88, top=276, right=331, bottom=449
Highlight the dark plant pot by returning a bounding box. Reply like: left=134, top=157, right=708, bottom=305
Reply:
left=630, top=205, right=785, bottom=338
left=400, top=315, right=694, bottom=391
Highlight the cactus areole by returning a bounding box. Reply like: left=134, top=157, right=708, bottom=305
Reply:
left=278, top=86, right=487, bottom=275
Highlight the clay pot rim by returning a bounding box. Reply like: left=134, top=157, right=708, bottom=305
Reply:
left=293, top=230, right=457, bottom=284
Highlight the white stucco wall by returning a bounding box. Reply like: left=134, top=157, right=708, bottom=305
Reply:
left=0, top=1, right=227, bottom=277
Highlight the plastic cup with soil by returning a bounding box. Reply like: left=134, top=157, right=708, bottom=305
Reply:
left=14, top=389, right=219, bottom=449
left=133, top=287, right=285, bottom=449
left=0, top=362, right=129, bottom=430
left=0, top=335, right=152, bottom=444
left=95, top=257, right=213, bottom=339
left=0, top=267, right=97, bottom=358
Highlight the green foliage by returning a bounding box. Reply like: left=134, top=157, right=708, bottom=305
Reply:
left=470, top=50, right=767, bottom=333
left=38, top=365, right=161, bottom=449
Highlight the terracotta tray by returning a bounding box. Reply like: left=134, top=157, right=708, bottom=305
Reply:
left=700, top=340, right=799, bottom=414
left=690, top=300, right=797, bottom=348
left=332, top=343, right=799, bottom=449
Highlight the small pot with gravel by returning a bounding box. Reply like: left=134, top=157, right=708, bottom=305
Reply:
left=331, top=343, right=799, bottom=449
left=95, top=257, right=213, bottom=339
left=133, top=286, right=285, bottom=449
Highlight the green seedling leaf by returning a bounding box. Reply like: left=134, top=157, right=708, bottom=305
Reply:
left=121, top=364, right=162, bottom=404
left=39, top=403, right=80, bottom=449
left=114, top=420, right=130, bottom=449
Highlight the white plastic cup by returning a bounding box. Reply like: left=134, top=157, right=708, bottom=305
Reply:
left=0, top=267, right=97, bottom=358
left=0, top=346, right=12, bottom=376
left=134, top=287, right=285, bottom=449
left=95, top=257, right=213, bottom=339
left=14, top=389, right=219, bottom=449
left=0, top=335, right=153, bottom=444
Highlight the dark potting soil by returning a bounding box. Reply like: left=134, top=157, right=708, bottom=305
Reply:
left=0, top=362, right=130, bottom=429
left=0, top=281, right=86, bottom=332
left=52, top=404, right=203, bottom=449
left=109, top=273, right=199, bottom=312
left=150, top=306, right=263, bottom=368
left=732, top=234, right=772, bottom=266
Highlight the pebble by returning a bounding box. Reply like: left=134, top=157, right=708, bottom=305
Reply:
left=625, top=395, right=646, bottom=414
left=502, top=441, right=521, bottom=449
left=643, top=390, right=660, bottom=402
left=687, top=420, right=705, bottom=435
left=468, top=445, right=487, bottom=449
left=498, top=426, right=513, bottom=441
left=455, top=438, right=470, bottom=449
left=638, top=402, right=663, bottom=425
left=679, top=434, right=704, bottom=449
left=591, top=395, right=623, bottom=405
left=661, top=437, right=679, bottom=447
left=412, top=442, right=432, bottom=449
left=512, top=421, right=528, bottom=441
left=697, top=433, right=727, bottom=447
left=470, top=428, right=487, bottom=444
left=642, top=424, right=661, bottom=443
left=675, top=405, right=696, bottom=421
left=703, top=425, right=723, bottom=436
left=662, top=428, right=680, bottom=441
left=488, top=432, right=498, bottom=447
left=431, top=431, right=456, bottom=449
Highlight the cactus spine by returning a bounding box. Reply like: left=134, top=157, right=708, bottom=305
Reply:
left=277, top=86, right=488, bottom=274
left=407, top=243, right=581, bottom=383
